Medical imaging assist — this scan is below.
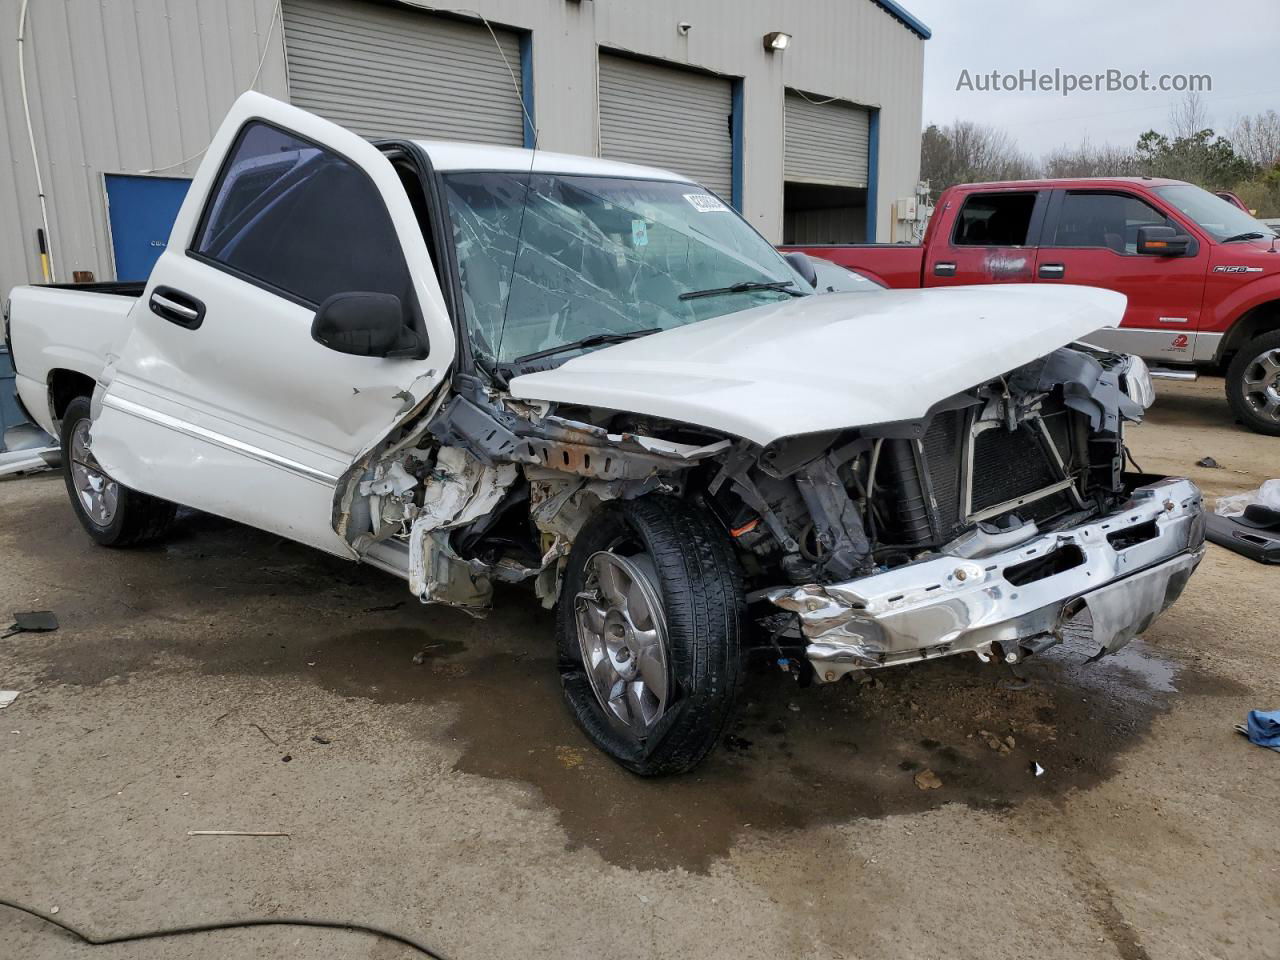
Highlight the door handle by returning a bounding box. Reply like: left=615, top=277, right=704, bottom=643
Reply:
left=934, top=262, right=956, bottom=277
left=1039, top=263, right=1066, bottom=279
left=149, top=286, right=205, bottom=329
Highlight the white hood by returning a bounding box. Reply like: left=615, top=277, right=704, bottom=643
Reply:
left=508, top=284, right=1126, bottom=446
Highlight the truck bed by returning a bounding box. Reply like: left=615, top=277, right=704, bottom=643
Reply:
left=5, top=283, right=140, bottom=437
left=37, top=280, right=146, bottom=297
left=780, top=244, right=925, bottom=288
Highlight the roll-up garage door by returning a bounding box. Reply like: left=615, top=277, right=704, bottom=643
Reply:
left=283, top=0, right=525, bottom=145
left=598, top=54, right=733, bottom=200
left=784, top=92, right=870, bottom=187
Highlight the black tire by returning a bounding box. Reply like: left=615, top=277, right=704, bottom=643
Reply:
left=60, top=396, right=177, bottom=547
left=1226, top=330, right=1280, bottom=436
left=555, top=495, right=745, bottom=776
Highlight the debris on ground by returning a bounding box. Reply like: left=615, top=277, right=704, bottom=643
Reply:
left=555, top=745, right=586, bottom=769
left=978, top=729, right=1014, bottom=753
left=0, top=448, right=58, bottom=477
left=1215, top=479, right=1280, bottom=517
left=723, top=733, right=753, bottom=753
left=0, top=424, right=60, bottom=478
left=249, top=722, right=278, bottom=746
left=1236, top=709, right=1280, bottom=752
left=913, top=768, right=943, bottom=790
left=1206, top=507, right=1280, bottom=564
left=311, top=735, right=331, bottom=745
left=1030, top=761, right=1046, bottom=777
left=2, top=610, right=59, bottom=639
left=1196, top=456, right=1220, bottom=469
left=186, top=830, right=290, bottom=838
left=411, top=644, right=442, bottom=665
left=0, top=691, right=18, bottom=709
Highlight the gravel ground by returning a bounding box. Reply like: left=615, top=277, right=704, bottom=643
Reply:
left=1, top=376, right=1277, bottom=959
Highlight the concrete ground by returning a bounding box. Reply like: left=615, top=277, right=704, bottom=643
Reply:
left=1, top=376, right=1277, bottom=959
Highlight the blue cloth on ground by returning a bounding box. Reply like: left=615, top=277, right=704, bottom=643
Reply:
left=1245, top=709, right=1280, bottom=752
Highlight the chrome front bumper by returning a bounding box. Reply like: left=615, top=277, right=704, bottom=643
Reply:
left=770, top=477, right=1205, bottom=682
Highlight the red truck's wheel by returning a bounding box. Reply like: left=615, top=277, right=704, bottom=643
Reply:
left=1226, top=331, right=1280, bottom=437
left=59, top=397, right=178, bottom=547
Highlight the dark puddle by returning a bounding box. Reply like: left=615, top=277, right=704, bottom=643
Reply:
left=18, top=508, right=1248, bottom=873
left=234, top=611, right=1247, bottom=873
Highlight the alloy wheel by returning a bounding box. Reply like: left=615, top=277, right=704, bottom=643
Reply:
left=69, top=419, right=119, bottom=527
left=574, top=550, right=670, bottom=733
left=1242, top=347, right=1280, bottom=423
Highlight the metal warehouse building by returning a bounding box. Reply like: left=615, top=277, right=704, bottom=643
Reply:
left=0, top=0, right=927, bottom=296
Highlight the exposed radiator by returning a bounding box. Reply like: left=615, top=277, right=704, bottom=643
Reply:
left=883, top=403, right=1075, bottom=547
left=969, top=423, right=1059, bottom=512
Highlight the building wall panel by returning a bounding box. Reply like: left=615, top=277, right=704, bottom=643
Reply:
left=0, top=0, right=923, bottom=298
left=0, top=0, right=288, bottom=297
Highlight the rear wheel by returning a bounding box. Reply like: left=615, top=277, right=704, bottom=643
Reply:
left=556, top=496, right=745, bottom=776
left=60, top=396, right=177, bottom=546
left=1226, top=331, right=1280, bottom=436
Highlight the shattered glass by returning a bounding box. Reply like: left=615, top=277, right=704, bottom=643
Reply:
left=442, top=173, right=805, bottom=365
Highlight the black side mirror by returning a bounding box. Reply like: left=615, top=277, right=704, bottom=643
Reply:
left=1136, top=225, right=1193, bottom=257
left=783, top=251, right=819, bottom=288
left=311, top=292, right=423, bottom=358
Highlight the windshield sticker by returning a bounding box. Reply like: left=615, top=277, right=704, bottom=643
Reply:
left=684, top=193, right=728, bottom=213
left=631, top=218, right=649, bottom=247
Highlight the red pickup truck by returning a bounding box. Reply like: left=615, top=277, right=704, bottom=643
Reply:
left=784, top=178, right=1280, bottom=435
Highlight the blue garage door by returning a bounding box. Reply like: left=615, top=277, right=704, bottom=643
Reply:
left=104, top=174, right=191, bottom=281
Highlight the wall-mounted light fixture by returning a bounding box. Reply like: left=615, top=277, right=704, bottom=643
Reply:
left=677, top=21, right=692, bottom=36
left=763, top=31, right=791, bottom=52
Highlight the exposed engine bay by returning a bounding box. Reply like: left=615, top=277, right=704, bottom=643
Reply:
left=334, top=343, right=1199, bottom=679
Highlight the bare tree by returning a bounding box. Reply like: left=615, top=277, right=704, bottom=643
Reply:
left=1231, top=110, right=1280, bottom=170
left=920, top=121, right=1039, bottom=191
left=1042, top=137, right=1139, bottom=178
left=1169, top=91, right=1209, bottom=139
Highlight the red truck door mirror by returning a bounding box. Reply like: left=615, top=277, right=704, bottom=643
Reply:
left=1136, top=225, right=1193, bottom=257
left=311, top=292, right=424, bottom=358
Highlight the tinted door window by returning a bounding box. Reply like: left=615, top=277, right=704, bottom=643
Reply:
left=1052, top=192, right=1172, bottom=254
left=952, top=193, right=1037, bottom=246
left=193, top=121, right=413, bottom=313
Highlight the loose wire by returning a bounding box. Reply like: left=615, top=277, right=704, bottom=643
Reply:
left=0, top=897, right=450, bottom=959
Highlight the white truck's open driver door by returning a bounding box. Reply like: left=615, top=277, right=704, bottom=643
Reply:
left=90, top=93, right=455, bottom=555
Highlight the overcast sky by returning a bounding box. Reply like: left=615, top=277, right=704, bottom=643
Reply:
left=901, top=0, right=1280, bottom=157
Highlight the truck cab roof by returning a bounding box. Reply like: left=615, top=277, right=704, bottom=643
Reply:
left=411, top=140, right=694, bottom=183
left=946, top=177, right=1190, bottom=193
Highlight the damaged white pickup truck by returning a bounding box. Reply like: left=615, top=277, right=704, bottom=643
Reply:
left=5, top=94, right=1206, bottom=774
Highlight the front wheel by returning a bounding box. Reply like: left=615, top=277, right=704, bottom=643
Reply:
left=555, top=496, right=745, bottom=776
left=60, top=396, right=177, bottom=547
left=1226, top=331, right=1280, bottom=436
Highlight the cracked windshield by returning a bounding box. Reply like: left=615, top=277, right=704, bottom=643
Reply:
left=442, top=173, right=807, bottom=366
